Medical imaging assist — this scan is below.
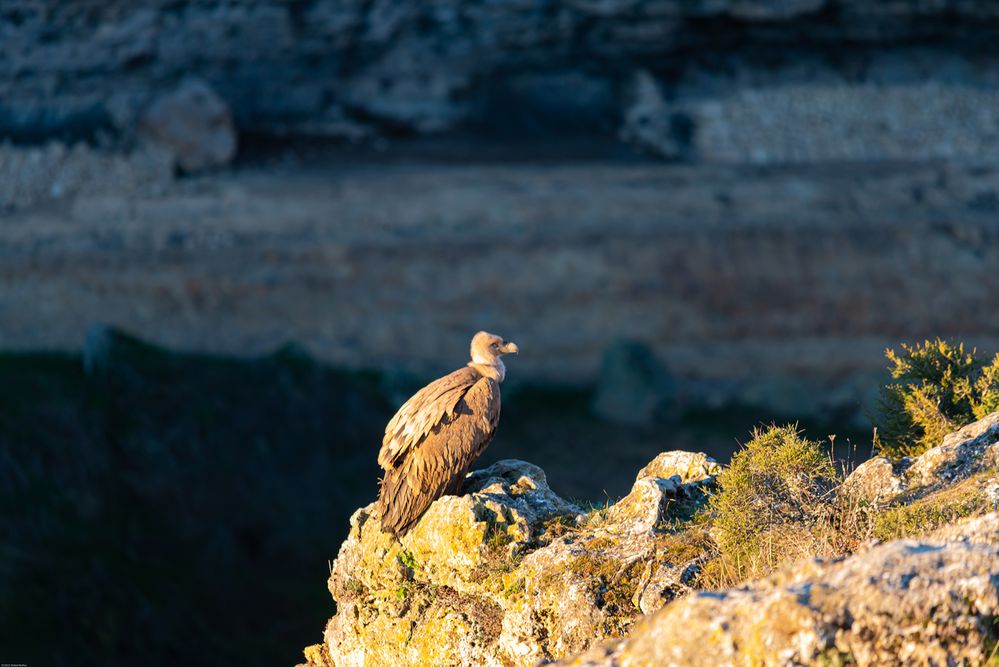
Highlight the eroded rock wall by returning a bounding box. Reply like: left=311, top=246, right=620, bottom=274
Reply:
left=4, top=0, right=999, bottom=158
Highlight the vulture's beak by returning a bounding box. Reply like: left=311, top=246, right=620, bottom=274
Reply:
left=500, top=341, right=519, bottom=355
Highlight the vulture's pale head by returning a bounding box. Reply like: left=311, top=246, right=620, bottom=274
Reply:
left=469, top=332, right=518, bottom=381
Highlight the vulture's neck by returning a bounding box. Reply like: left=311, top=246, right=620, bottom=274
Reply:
left=468, top=359, right=505, bottom=383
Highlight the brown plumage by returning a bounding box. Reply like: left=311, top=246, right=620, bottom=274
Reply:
left=377, top=331, right=518, bottom=535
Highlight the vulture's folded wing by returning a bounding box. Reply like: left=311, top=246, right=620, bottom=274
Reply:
left=378, top=366, right=479, bottom=470
left=378, top=376, right=501, bottom=535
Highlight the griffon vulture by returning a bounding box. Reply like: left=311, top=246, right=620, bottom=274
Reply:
left=376, top=331, right=518, bottom=535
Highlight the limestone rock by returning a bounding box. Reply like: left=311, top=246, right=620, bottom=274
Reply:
left=621, top=78, right=999, bottom=165
left=635, top=451, right=720, bottom=485
left=927, top=511, right=999, bottom=545
left=602, top=454, right=717, bottom=535
left=8, top=0, right=999, bottom=142
left=318, top=454, right=712, bottom=666
left=906, top=411, right=999, bottom=487
left=306, top=416, right=999, bottom=667
left=558, top=513, right=999, bottom=667
left=842, top=411, right=999, bottom=508
left=139, top=79, right=237, bottom=172
left=619, top=71, right=685, bottom=159
left=839, top=455, right=908, bottom=506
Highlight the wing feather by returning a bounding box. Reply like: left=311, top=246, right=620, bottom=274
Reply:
left=378, top=366, right=478, bottom=470
left=377, top=376, right=501, bottom=535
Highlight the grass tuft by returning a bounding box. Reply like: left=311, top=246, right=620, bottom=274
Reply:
left=701, top=424, right=837, bottom=587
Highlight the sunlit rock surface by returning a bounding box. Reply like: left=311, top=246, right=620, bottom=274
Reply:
left=301, top=416, right=999, bottom=667
left=843, top=411, right=999, bottom=507
left=307, top=456, right=716, bottom=666
left=559, top=512, right=999, bottom=667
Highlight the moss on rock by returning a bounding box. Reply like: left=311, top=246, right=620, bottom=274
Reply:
left=303, top=413, right=999, bottom=667
left=312, top=456, right=718, bottom=666
left=872, top=470, right=998, bottom=541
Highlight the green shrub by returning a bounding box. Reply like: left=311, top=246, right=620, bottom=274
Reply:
left=875, top=339, right=999, bottom=458
left=976, top=356, right=999, bottom=420
left=705, top=425, right=837, bottom=585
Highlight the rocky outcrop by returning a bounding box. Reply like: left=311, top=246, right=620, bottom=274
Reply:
left=844, top=411, right=999, bottom=507
left=624, top=77, right=999, bottom=165
left=559, top=513, right=999, bottom=667
left=302, top=416, right=999, bottom=667
left=308, top=454, right=717, bottom=667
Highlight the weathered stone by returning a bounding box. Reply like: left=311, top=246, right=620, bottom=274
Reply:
left=305, top=417, right=999, bottom=667
left=840, top=455, right=908, bottom=506
left=927, top=511, right=999, bottom=545
left=906, top=411, right=999, bottom=487
left=603, top=453, right=718, bottom=534
left=138, top=79, right=237, bottom=172
left=6, top=1, right=999, bottom=142
left=618, top=71, right=684, bottom=159
left=635, top=451, right=720, bottom=485
left=558, top=513, right=999, bottom=667
left=630, top=82, right=999, bottom=164
left=603, top=476, right=682, bottom=534
left=318, top=453, right=709, bottom=666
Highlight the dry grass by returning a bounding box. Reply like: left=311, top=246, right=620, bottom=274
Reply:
left=694, top=422, right=999, bottom=591
left=870, top=471, right=996, bottom=541
left=700, top=424, right=838, bottom=586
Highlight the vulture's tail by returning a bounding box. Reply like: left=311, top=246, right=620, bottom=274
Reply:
left=377, top=468, right=426, bottom=536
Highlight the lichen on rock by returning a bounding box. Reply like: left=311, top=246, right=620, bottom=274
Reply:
left=633, top=451, right=720, bottom=486
left=309, top=455, right=716, bottom=666
left=842, top=411, right=999, bottom=519
left=557, top=512, right=999, bottom=667
left=301, top=414, right=999, bottom=667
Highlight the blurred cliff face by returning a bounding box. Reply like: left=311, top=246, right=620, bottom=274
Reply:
left=3, top=1, right=999, bottom=417
left=2, top=1, right=999, bottom=425
left=4, top=1, right=999, bottom=146
left=2, top=3, right=999, bottom=666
